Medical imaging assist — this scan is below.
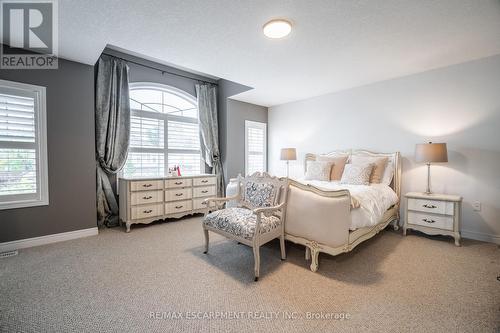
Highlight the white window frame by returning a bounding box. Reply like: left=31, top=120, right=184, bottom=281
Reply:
left=244, top=120, right=267, bottom=176
left=122, top=82, right=203, bottom=178
left=0, top=79, right=49, bottom=210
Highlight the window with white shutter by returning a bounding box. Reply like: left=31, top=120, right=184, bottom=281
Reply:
left=0, top=79, right=48, bottom=210
left=245, top=120, right=267, bottom=176
left=122, top=83, right=202, bottom=178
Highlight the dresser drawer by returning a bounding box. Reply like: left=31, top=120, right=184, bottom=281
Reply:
left=193, top=177, right=216, bottom=187
left=165, top=178, right=192, bottom=189
left=193, top=198, right=216, bottom=210
left=130, top=180, right=163, bottom=192
left=165, top=188, right=192, bottom=201
left=407, top=211, right=454, bottom=230
left=131, top=204, right=163, bottom=220
left=131, top=190, right=163, bottom=205
left=408, top=198, right=454, bottom=215
left=193, top=186, right=215, bottom=198
left=165, top=200, right=192, bottom=214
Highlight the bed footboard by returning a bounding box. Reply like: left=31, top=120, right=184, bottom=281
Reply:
left=285, top=180, right=351, bottom=271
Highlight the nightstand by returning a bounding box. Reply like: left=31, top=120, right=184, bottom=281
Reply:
left=403, top=192, right=462, bottom=246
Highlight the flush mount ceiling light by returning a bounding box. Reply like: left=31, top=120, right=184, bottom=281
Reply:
left=263, top=19, right=292, bottom=39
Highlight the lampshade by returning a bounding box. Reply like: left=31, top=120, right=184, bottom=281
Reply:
left=280, top=148, right=297, bottom=161
left=415, top=142, right=448, bottom=163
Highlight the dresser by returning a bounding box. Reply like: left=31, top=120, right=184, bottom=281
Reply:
left=403, top=192, right=462, bottom=246
left=119, top=174, right=217, bottom=232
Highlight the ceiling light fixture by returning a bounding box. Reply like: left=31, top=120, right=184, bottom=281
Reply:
left=263, top=19, right=292, bottom=39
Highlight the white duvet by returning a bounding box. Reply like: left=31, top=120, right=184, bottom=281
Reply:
left=295, top=179, right=399, bottom=230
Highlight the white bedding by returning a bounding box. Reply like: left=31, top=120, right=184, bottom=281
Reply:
left=295, top=179, right=399, bottom=230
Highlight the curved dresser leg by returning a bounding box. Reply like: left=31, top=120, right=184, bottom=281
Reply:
left=125, top=222, right=131, bottom=233
left=310, top=249, right=319, bottom=272
left=454, top=234, right=461, bottom=247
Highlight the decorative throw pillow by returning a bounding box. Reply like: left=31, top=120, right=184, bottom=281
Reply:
left=304, top=161, right=333, bottom=181
left=350, top=156, right=388, bottom=184
left=316, top=155, right=349, bottom=181
left=340, top=163, right=374, bottom=185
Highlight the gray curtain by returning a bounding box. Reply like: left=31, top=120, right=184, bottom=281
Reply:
left=196, top=84, right=224, bottom=196
left=95, top=55, right=130, bottom=226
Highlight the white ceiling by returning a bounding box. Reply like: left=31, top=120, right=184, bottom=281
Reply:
left=59, top=0, right=500, bottom=107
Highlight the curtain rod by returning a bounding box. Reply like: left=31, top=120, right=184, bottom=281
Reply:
left=101, top=52, right=218, bottom=86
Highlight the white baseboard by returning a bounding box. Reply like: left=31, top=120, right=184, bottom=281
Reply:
left=0, top=227, right=98, bottom=253
left=461, top=230, right=500, bottom=245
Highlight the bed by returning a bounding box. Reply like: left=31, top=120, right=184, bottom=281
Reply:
left=284, top=150, right=401, bottom=272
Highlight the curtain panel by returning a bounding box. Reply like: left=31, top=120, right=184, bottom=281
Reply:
left=196, top=84, right=224, bottom=196
left=95, top=55, right=131, bottom=226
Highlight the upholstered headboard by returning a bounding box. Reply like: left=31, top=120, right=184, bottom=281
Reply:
left=304, top=149, right=402, bottom=199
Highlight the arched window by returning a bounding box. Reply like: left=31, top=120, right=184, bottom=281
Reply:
left=122, top=83, right=201, bottom=177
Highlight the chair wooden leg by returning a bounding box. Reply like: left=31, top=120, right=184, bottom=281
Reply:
left=203, top=228, right=209, bottom=254
left=253, top=245, right=260, bottom=281
left=280, top=235, right=286, bottom=260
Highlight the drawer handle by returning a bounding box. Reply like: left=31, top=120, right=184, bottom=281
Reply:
left=175, top=205, right=183, bottom=209
left=201, top=190, right=208, bottom=193
left=142, top=184, right=153, bottom=188
left=423, top=204, right=437, bottom=209
left=175, top=193, right=183, bottom=197
left=201, top=180, right=209, bottom=183
left=422, top=218, right=436, bottom=223
left=143, top=209, right=153, bottom=214
left=201, top=201, right=207, bottom=205
left=143, top=196, right=153, bottom=200
left=175, top=182, right=183, bottom=185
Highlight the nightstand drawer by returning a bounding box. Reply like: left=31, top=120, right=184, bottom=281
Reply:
left=407, top=198, right=454, bottom=215
left=407, top=211, right=454, bottom=230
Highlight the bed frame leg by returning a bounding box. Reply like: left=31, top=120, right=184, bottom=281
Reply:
left=310, top=249, right=319, bottom=272
left=393, top=219, right=400, bottom=231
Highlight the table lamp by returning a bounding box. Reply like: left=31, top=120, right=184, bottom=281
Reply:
left=280, top=148, right=296, bottom=178
left=415, top=142, right=448, bottom=194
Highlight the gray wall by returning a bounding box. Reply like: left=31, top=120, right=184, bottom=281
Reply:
left=225, top=99, right=268, bottom=180
left=0, top=59, right=96, bottom=243
left=217, top=79, right=253, bottom=183
left=269, top=54, right=500, bottom=244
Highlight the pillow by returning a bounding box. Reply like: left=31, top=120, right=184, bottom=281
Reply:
left=304, top=161, right=333, bottom=181
left=340, top=164, right=374, bottom=185
left=351, top=156, right=388, bottom=184
left=316, top=155, right=349, bottom=181
left=381, top=161, right=394, bottom=185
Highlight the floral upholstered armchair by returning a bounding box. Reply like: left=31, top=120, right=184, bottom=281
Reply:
left=202, top=172, right=289, bottom=281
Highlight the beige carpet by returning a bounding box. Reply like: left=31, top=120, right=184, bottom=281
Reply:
left=1, top=215, right=499, bottom=333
